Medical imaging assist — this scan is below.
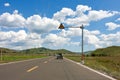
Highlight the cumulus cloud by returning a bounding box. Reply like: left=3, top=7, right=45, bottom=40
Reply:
left=76, top=5, right=91, bottom=16
left=0, top=30, right=43, bottom=50
left=57, top=24, right=118, bottom=49
left=0, top=30, right=28, bottom=44
left=105, top=22, right=120, bottom=30
left=43, top=34, right=70, bottom=47
left=58, top=28, right=102, bottom=48
left=0, top=4, right=120, bottom=51
left=0, top=10, right=60, bottom=33
left=81, top=29, right=102, bottom=48
left=84, top=32, right=101, bottom=48
left=26, top=15, right=60, bottom=33
left=83, top=29, right=120, bottom=48
left=0, top=5, right=119, bottom=33
left=0, top=10, right=25, bottom=28
left=53, top=5, right=119, bottom=27
left=53, top=8, right=75, bottom=22
left=116, top=18, right=120, bottom=21
left=53, top=5, right=90, bottom=26
left=4, top=3, right=10, bottom=7
left=59, top=28, right=81, bottom=37
left=21, top=33, right=43, bottom=49
left=100, top=32, right=120, bottom=46
left=88, top=10, right=118, bottom=21
left=0, top=30, right=27, bottom=49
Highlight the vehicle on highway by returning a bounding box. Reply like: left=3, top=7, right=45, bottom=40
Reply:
left=56, top=53, right=63, bottom=59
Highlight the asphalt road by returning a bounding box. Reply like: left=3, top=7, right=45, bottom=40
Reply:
left=0, top=57, right=115, bottom=80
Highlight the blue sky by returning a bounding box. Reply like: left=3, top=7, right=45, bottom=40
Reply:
left=0, top=0, right=120, bottom=52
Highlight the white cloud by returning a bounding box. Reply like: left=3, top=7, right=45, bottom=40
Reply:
left=53, top=5, right=119, bottom=27
left=43, top=34, right=70, bottom=47
left=0, top=30, right=43, bottom=50
left=26, top=15, right=60, bottom=33
left=105, top=22, right=120, bottom=30
left=100, top=32, right=120, bottom=46
left=116, top=18, right=120, bottom=21
left=0, top=30, right=27, bottom=49
left=88, top=10, right=118, bottom=21
left=76, top=5, right=91, bottom=16
left=59, top=28, right=81, bottom=37
left=82, top=29, right=102, bottom=48
left=22, top=33, right=43, bottom=49
left=90, top=30, right=100, bottom=35
left=59, top=28, right=100, bottom=37
left=84, top=30, right=120, bottom=48
left=65, top=15, right=89, bottom=26
left=0, top=4, right=120, bottom=51
left=4, top=3, right=10, bottom=7
left=85, top=34, right=101, bottom=48
left=53, top=5, right=91, bottom=26
left=58, top=27, right=120, bottom=50
left=0, top=10, right=25, bottom=28
left=58, top=28, right=102, bottom=49
left=53, top=8, right=75, bottom=22
left=0, top=30, right=27, bottom=42
left=0, top=11, right=60, bottom=33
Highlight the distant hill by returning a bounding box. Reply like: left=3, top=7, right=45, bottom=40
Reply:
left=0, top=47, right=17, bottom=54
left=0, top=47, right=74, bottom=54
left=90, top=46, right=120, bottom=56
left=22, top=47, right=74, bottom=54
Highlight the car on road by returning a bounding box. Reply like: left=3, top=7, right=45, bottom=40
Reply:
left=56, top=53, right=63, bottom=59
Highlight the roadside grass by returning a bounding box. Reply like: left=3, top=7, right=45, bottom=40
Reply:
left=0, top=53, right=47, bottom=63
left=65, top=55, right=120, bottom=80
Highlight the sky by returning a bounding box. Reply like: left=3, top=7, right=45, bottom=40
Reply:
left=0, top=0, right=120, bottom=52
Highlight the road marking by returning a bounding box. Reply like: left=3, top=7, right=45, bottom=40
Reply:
left=44, top=61, right=48, bottom=63
left=27, top=66, right=38, bottom=72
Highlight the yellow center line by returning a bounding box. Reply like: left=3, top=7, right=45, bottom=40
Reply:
left=27, top=66, right=39, bottom=72
left=44, top=61, right=48, bottom=63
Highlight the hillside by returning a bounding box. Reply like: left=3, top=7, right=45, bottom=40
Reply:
left=22, top=47, right=74, bottom=54
left=0, top=47, right=74, bottom=54
left=90, top=46, right=120, bottom=56
left=0, top=47, right=17, bottom=54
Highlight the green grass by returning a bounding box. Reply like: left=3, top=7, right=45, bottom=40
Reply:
left=65, top=55, right=120, bottom=80
left=0, top=53, right=47, bottom=63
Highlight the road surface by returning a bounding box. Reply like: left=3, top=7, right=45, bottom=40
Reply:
left=0, top=57, right=115, bottom=80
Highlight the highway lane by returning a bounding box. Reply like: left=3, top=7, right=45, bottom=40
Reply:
left=0, top=57, right=115, bottom=80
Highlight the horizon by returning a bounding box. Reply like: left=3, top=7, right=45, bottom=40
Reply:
left=1, top=45, right=120, bottom=53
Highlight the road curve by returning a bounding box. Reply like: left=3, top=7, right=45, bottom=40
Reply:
left=0, top=57, right=116, bottom=80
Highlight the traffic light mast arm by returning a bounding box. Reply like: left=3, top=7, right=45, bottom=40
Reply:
left=58, top=23, right=82, bottom=29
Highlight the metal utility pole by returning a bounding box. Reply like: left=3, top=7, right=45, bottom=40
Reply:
left=80, top=25, right=84, bottom=64
left=59, top=23, right=85, bottom=64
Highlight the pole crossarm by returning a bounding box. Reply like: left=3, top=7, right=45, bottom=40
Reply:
left=58, top=23, right=83, bottom=29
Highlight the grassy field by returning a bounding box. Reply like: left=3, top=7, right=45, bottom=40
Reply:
left=65, top=55, right=120, bottom=80
left=0, top=53, right=47, bottom=63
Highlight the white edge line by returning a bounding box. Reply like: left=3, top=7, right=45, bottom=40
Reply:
left=0, top=57, right=47, bottom=66
left=65, top=58, right=117, bottom=80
